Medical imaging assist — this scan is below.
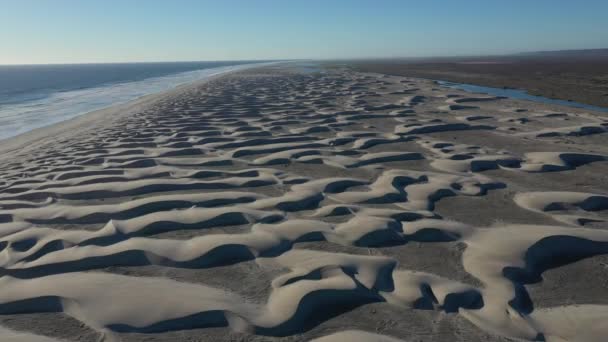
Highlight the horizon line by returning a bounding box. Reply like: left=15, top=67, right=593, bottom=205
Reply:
left=1, top=47, right=607, bottom=66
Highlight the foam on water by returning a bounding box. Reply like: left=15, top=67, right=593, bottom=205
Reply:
left=0, top=62, right=269, bottom=140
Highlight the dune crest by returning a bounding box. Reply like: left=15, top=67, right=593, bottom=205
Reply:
left=0, top=65, right=607, bottom=341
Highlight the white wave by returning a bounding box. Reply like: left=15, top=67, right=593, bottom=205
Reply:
left=0, top=62, right=269, bottom=140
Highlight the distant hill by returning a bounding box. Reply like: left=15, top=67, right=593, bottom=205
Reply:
left=518, top=48, right=608, bottom=58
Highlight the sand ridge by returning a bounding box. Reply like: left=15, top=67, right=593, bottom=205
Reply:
left=0, top=65, right=607, bottom=341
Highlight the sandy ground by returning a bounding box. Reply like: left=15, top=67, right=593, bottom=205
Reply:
left=0, top=65, right=607, bottom=341
left=351, top=52, right=608, bottom=108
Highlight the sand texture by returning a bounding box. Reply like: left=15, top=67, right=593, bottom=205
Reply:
left=0, top=65, right=607, bottom=341
left=352, top=50, right=608, bottom=108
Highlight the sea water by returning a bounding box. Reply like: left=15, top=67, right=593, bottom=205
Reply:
left=0, top=61, right=268, bottom=140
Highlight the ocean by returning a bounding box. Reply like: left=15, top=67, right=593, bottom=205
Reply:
left=0, top=61, right=266, bottom=140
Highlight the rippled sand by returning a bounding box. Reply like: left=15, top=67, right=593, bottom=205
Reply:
left=0, top=65, right=607, bottom=341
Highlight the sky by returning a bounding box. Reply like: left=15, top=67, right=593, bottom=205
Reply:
left=1, top=0, right=607, bottom=64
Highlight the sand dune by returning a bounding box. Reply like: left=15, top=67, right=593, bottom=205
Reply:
left=0, top=65, right=607, bottom=341
left=311, top=330, right=405, bottom=342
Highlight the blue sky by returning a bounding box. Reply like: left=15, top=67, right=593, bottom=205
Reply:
left=1, top=0, right=607, bottom=64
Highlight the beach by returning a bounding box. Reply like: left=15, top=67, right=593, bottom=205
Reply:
left=0, top=62, right=266, bottom=141
left=1, top=63, right=608, bottom=341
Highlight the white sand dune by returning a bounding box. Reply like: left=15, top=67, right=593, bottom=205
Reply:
left=0, top=65, right=607, bottom=341
left=311, top=330, right=405, bottom=341
left=514, top=191, right=608, bottom=226
left=0, top=326, right=62, bottom=342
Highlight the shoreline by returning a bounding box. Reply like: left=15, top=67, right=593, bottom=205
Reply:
left=432, top=79, right=608, bottom=113
left=350, top=69, right=608, bottom=115
left=355, top=71, right=608, bottom=118
left=4, top=61, right=606, bottom=158
left=349, top=57, right=608, bottom=109
left=0, top=63, right=276, bottom=157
